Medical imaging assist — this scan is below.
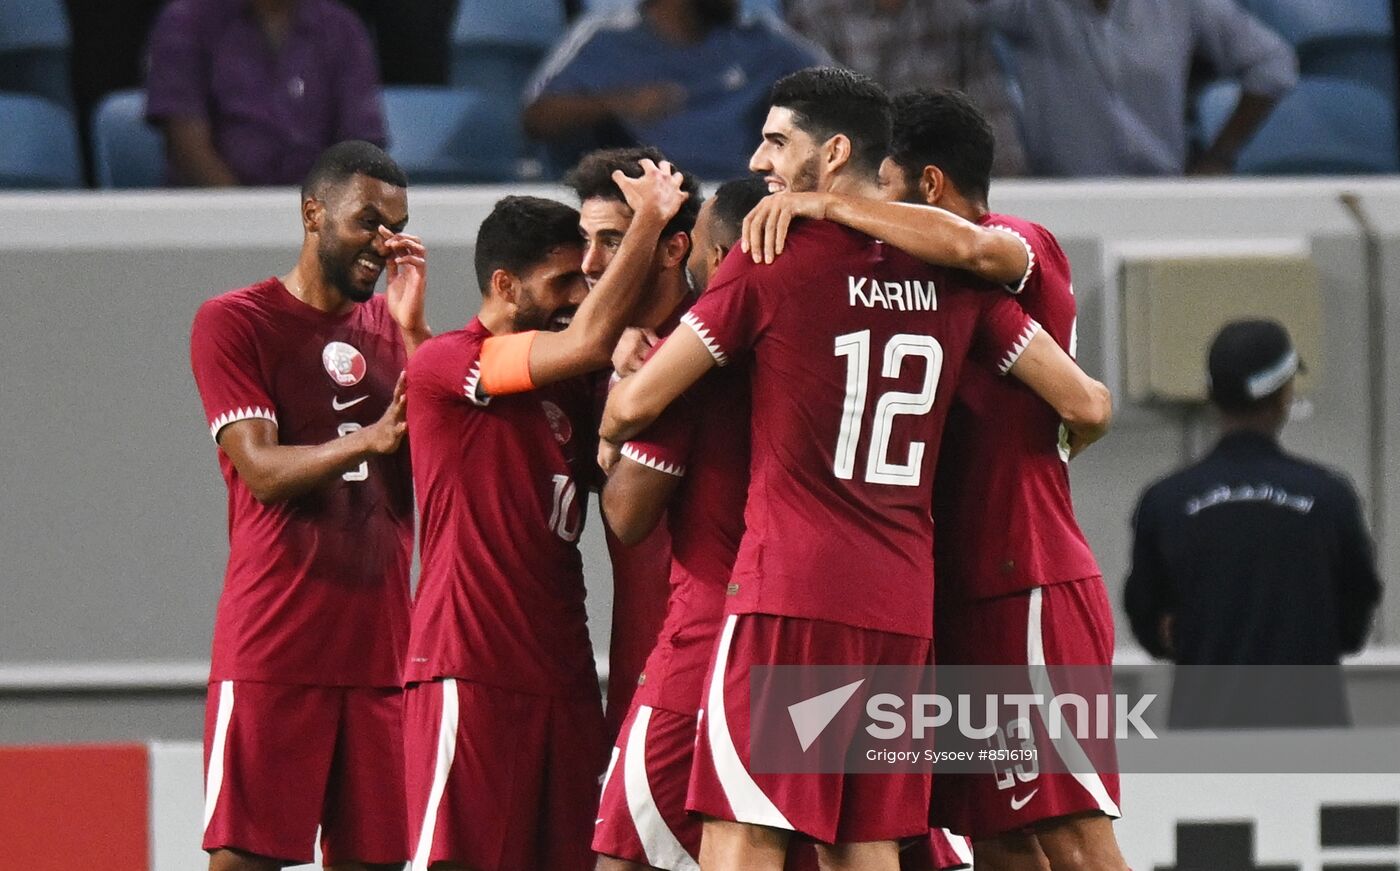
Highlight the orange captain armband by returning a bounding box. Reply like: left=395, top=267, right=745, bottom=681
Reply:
left=478, top=331, right=538, bottom=397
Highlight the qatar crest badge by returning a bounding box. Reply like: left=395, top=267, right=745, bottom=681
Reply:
left=322, top=341, right=367, bottom=387
left=541, top=400, right=572, bottom=445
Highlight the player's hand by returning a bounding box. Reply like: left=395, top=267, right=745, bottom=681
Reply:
left=613, top=83, right=686, bottom=122
left=614, top=158, right=690, bottom=229
left=741, top=192, right=833, bottom=264
left=365, top=372, right=408, bottom=454
left=382, top=226, right=428, bottom=338
left=612, top=327, right=659, bottom=379
left=598, top=438, right=622, bottom=476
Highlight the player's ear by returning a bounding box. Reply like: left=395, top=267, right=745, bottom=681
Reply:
left=710, top=243, right=729, bottom=274
left=489, top=268, right=516, bottom=304
left=920, top=165, right=945, bottom=206
left=660, top=231, right=690, bottom=270
left=302, top=197, right=324, bottom=234
left=825, top=133, right=853, bottom=175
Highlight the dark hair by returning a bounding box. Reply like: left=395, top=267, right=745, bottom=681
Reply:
left=889, top=88, right=995, bottom=203
left=564, top=146, right=703, bottom=237
left=708, top=177, right=770, bottom=249
left=769, top=67, right=892, bottom=176
left=301, top=140, right=408, bottom=201
left=473, top=196, right=582, bottom=294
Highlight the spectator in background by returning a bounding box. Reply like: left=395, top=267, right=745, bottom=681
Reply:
left=971, top=0, right=1297, bottom=177
left=1125, top=320, right=1382, bottom=727
left=523, top=0, right=827, bottom=179
left=145, top=0, right=386, bottom=186
left=786, top=0, right=1026, bottom=176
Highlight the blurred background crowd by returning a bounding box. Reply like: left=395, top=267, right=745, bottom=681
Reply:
left=0, top=0, right=1394, bottom=188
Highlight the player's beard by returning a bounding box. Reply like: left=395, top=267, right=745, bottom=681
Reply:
left=319, top=237, right=376, bottom=304
left=512, top=290, right=556, bottom=332
left=790, top=154, right=821, bottom=194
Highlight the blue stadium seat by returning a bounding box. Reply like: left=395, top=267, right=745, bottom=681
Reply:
left=1297, top=35, right=1395, bottom=97
left=0, top=93, right=81, bottom=187
left=1240, top=0, right=1390, bottom=45
left=0, top=0, right=72, bottom=107
left=1230, top=77, right=1398, bottom=175
left=91, top=90, right=164, bottom=188
left=580, top=0, right=786, bottom=17
left=383, top=86, right=522, bottom=183
left=450, top=0, right=564, bottom=95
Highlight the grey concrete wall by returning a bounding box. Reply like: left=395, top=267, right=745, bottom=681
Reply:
left=0, top=181, right=1395, bottom=722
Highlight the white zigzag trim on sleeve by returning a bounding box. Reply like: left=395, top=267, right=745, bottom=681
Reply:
left=986, top=224, right=1036, bottom=295
left=209, top=406, right=277, bottom=440
left=999, top=319, right=1043, bottom=374
left=621, top=443, right=687, bottom=477
left=680, top=311, right=730, bottom=366
left=462, top=361, right=492, bottom=407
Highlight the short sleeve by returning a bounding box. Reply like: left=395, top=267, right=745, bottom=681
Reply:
left=407, top=332, right=493, bottom=407
left=190, top=299, right=277, bottom=441
left=1191, top=0, right=1298, bottom=98
left=983, top=221, right=1038, bottom=295
left=330, top=10, right=387, bottom=146
left=144, top=0, right=210, bottom=123
left=971, top=293, right=1041, bottom=375
left=622, top=388, right=700, bottom=478
left=524, top=17, right=611, bottom=102
left=678, top=254, right=773, bottom=368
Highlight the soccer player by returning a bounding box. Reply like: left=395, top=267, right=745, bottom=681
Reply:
left=189, top=140, right=428, bottom=871
left=742, top=88, right=1129, bottom=871
left=401, top=161, right=690, bottom=871
left=600, top=69, right=1112, bottom=871
left=592, top=176, right=770, bottom=871
left=565, top=147, right=704, bottom=740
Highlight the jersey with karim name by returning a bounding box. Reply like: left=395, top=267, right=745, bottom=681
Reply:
left=682, top=221, right=1039, bottom=639
left=934, top=214, right=1101, bottom=602
left=620, top=362, right=750, bottom=715
left=189, top=277, right=413, bottom=687
left=403, top=318, right=600, bottom=699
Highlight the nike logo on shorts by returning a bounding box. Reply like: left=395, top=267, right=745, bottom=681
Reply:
left=332, top=395, right=369, bottom=411
left=1010, top=788, right=1039, bottom=811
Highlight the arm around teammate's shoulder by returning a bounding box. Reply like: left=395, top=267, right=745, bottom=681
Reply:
left=1006, top=329, right=1112, bottom=454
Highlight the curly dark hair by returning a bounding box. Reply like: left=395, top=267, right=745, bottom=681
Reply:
left=564, top=146, right=702, bottom=238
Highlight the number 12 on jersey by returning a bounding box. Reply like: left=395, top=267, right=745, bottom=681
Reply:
left=833, top=330, right=944, bottom=487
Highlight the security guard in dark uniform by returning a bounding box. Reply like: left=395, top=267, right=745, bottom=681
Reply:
left=1124, top=319, right=1382, bottom=727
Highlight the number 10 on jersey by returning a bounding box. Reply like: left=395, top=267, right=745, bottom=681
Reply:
left=833, top=330, right=944, bottom=487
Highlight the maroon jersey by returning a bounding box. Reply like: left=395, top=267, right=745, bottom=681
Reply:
left=189, top=278, right=413, bottom=687
left=681, top=221, right=1038, bottom=639
left=621, top=363, right=750, bottom=714
left=934, top=214, right=1100, bottom=602
left=604, top=297, right=693, bottom=735
left=404, top=319, right=599, bottom=699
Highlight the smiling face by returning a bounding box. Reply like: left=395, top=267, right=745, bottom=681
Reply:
left=749, top=106, right=823, bottom=194
left=510, top=244, right=588, bottom=333
left=578, top=197, right=634, bottom=290
left=313, top=173, right=408, bottom=303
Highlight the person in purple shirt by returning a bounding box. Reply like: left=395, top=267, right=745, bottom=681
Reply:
left=145, top=0, right=387, bottom=186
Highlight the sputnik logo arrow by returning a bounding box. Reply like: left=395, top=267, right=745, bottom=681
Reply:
left=787, top=679, right=866, bottom=752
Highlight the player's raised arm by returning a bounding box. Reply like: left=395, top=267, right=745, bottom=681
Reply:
left=600, top=326, right=716, bottom=444
left=520, top=159, right=690, bottom=388
left=218, top=375, right=407, bottom=505
left=1005, top=329, right=1112, bottom=454
left=380, top=226, right=431, bottom=357
left=743, top=192, right=1029, bottom=287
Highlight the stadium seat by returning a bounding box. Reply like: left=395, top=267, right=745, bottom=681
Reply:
left=1297, top=35, right=1396, bottom=97
left=580, top=0, right=787, bottom=17
left=0, top=0, right=72, bottom=107
left=90, top=90, right=165, bottom=188
left=1240, top=0, right=1390, bottom=45
left=450, top=0, right=565, bottom=95
left=383, top=86, right=522, bottom=183
left=1226, top=77, right=1398, bottom=175
left=0, top=93, right=81, bottom=187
